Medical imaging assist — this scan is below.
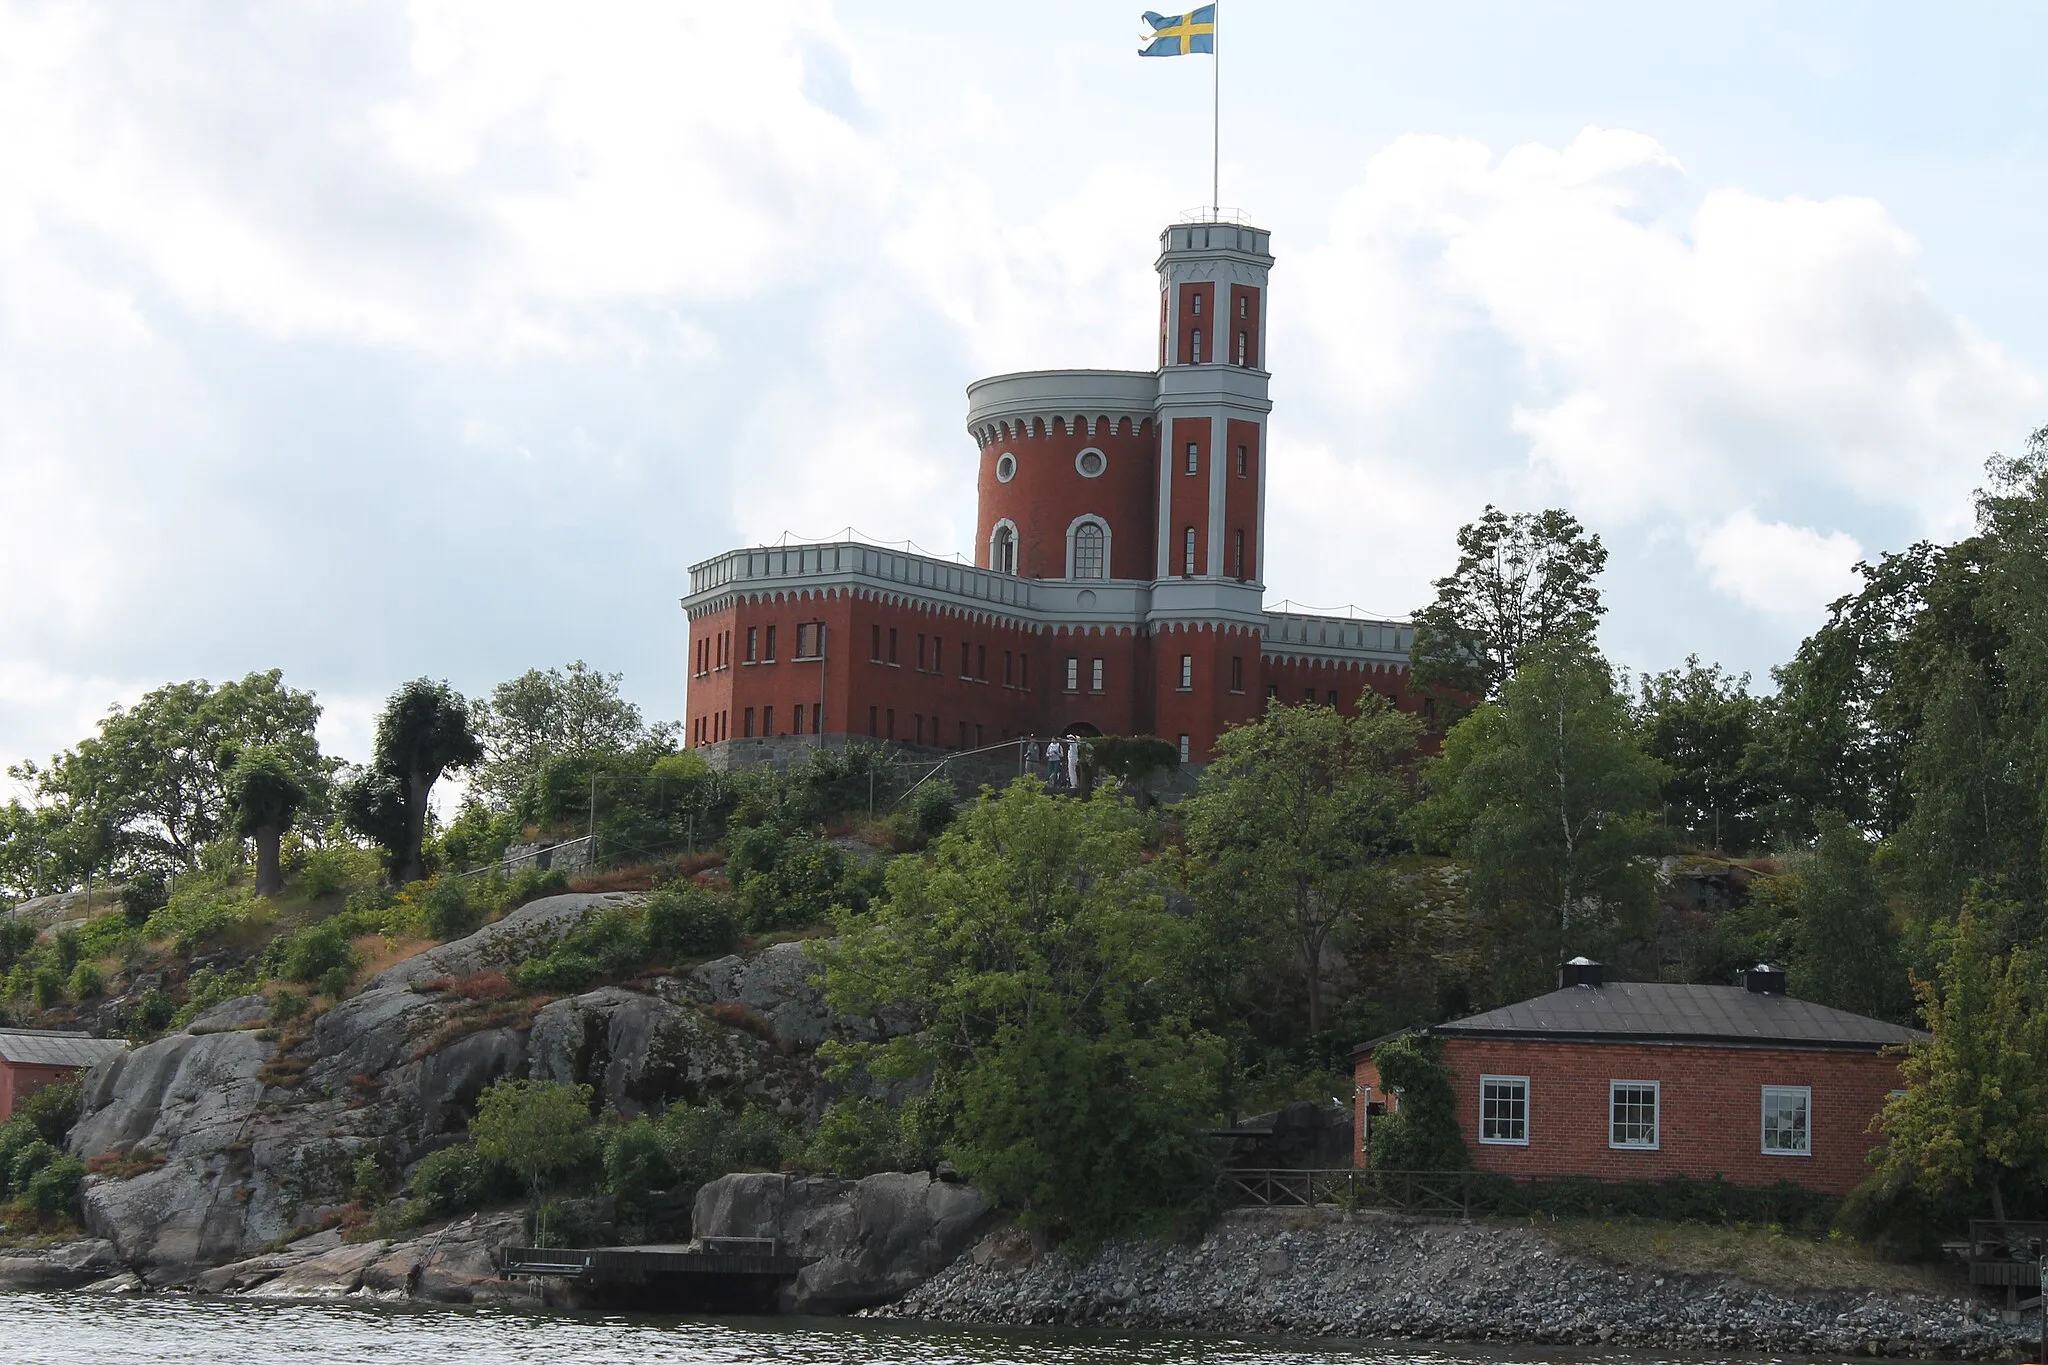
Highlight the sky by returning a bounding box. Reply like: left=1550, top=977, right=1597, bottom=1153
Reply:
left=3, top=0, right=2045, bottom=783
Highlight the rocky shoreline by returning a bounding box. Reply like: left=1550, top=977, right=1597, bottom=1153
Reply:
left=880, top=1208, right=2041, bottom=1360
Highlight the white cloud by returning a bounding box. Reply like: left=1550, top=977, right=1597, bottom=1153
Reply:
left=1693, top=510, right=1864, bottom=621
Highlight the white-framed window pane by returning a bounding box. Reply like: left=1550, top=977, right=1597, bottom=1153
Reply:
left=1179, top=655, right=1193, bottom=688
left=1073, top=522, right=1105, bottom=579
left=1090, top=658, right=1104, bottom=690
left=1177, top=734, right=1190, bottom=762
left=1609, top=1081, right=1659, bottom=1149
left=1479, top=1075, right=1528, bottom=1145
left=1064, top=656, right=1079, bottom=690
left=1762, top=1086, right=1811, bottom=1155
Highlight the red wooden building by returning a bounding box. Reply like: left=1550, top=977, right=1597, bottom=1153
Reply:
left=0, top=1028, right=128, bottom=1121
left=682, top=217, right=1419, bottom=766
left=1353, top=961, right=1925, bottom=1196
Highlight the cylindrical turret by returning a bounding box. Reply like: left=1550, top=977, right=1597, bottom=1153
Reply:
left=967, top=370, right=1159, bottom=581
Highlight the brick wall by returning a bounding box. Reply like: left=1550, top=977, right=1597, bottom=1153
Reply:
left=1354, top=1038, right=1904, bottom=1196
left=0, top=1061, right=82, bottom=1123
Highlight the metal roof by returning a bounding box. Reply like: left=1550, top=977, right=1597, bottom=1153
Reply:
left=0, top=1029, right=130, bottom=1068
left=1428, top=982, right=1927, bottom=1052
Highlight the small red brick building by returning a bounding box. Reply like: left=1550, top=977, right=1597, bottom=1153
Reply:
left=0, top=1029, right=129, bottom=1122
left=680, top=217, right=1422, bottom=767
left=1353, top=961, right=1926, bottom=1196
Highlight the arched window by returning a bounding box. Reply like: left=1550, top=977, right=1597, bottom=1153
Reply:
left=990, top=522, right=1017, bottom=574
left=1072, top=521, right=1105, bottom=579
left=1191, top=329, right=1203, bottom=364
left=1183, top=526, right=1197, bottom=576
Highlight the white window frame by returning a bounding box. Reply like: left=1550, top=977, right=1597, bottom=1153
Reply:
left=1089, top=657, right=1104, bottom=691
left=1182, top=526, right=1197, bottom=575
left=1177, top=733, right=1190, bottom=763
left=1065, top=515, right=1111, bottom=580
left=988, top=518, right=1019, bottom=575
left=1761, top=1085, right=1812, bottom=1157
left=1178, top=654, right=1193, bottom=690
left=994, top=451, right=1017, bottom=483
left=1074, top=446, right=1107, bottom=479
left=1478, top=1074, right=1530, bottom=1147
left=1064, top=655, right=1079, bottom=692
left=1609, top=1080, right=1660, bottom=1150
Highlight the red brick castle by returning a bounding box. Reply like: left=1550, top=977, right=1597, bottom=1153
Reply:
left=683, top=217, right=1419, bottom=764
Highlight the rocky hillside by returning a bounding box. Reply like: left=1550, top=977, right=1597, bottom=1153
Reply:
left=62, top=893, right=889, bottom=1277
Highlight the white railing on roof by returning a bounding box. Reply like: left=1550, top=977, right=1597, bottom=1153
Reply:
left=688, top=541, right=1034, bottom=610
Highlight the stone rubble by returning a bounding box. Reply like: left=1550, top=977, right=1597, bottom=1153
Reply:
left=879, top=1207, right=2040, bottom=1360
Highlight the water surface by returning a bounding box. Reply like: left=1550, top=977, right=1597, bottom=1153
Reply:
left=0, top=1292, right=1870, bottom=1365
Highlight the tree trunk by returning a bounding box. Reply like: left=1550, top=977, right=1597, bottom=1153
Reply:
left=399, top=770, right=434, bottom=885
left=254, top=824, right=284, bottom=896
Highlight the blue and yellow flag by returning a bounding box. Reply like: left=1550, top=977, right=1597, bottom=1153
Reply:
left=1140, top=6, right=1215, bottom=56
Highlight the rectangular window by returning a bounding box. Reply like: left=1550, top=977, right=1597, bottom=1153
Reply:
left=1178, top=733, right=1190, bottom=763
left=932, top=636, right=941, bottom=672
left=1004, top=650, right=1014, bottom=686
left=868, top=706, right=878, bottom=737
left=746, top=627, right=758, bottom=663
left=762, top=705, right=773, bottom=735
left=1185, top=442, right=1199, bottom=474
left=887, top=708, right=895, bottom=740
left=744, top=707, right=755, bottom=738
left=1090, top=657, right=1104, bottom=691
left=1761, top=1086, right=1811, bottom=1155
left=765, top=625, right=776, bottom=662
left=1236, top=444, right=1247, bottom=476
left=1065, top=655, right=1079, bottom=691
left=1305, top=688, right=1317, bottom=704
left=1230, top=656, right=1243, bottom=692
left=960, top=642, right=970, bottom=677
left=871, top=624, right=882, bottom=662
left=1238, top=295, right=1247, bottom=319
left=811, top=703, right=822, bottom=734
left=1233, top=528, right=1245, bottom=577
left=1020, top=655, right=1029, bottom=689
left=959, top=719, right=969, bottom=748
left=1183, top=526, right=1197, bottom=575
left=888, top=628, right=898, bottom=664
left=1327, top=690, right=1339, bottom=706
left=795, top=623, right=822, bottom=659
left=915, top=713, right=924, bottom=744
left=917, top=633, right=926, bottom=671
left=975, top=723, right=984, bottom=746
left=1179, top=654, right=1194, bottom=690
left=1191, top=292, right=1202, bottom=315
left=1610, top=1081, right=1660, bottom=1149
left=1479, top=1076, right=1529, bottom=1145
left=977, top=644, right=987, bottom=680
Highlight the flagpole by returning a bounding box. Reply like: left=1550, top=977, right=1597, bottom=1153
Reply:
left=1211, top=1, right=1221, bottom=214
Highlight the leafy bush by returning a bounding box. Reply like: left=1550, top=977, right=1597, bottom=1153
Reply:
left=278, top=920, right=361, bottom=986
left=419, top=875, right=480, bottom=941
left=730, top=830, right=878, bottom=932
left=16, top=1082, right=79, bottom=1144
left=512, top=906, right=651, bottom=993
left=896, top=782, right=959, bottom=844
left=300, top=844, right=384, bottom=900
left=0, top=918, right=36, bottom=972
left=145, top=884, right=263, bottom=952
left=24, top=1153, right=84, bottom=1216
left=119, top=868, right=170, bottom=925
left=66, top=962, right=102, bottom=1001
left=471, top=1079, right=598, bottom=1195
left=601, top=1100, right=794, bottom=1200
left=643, top=882, right=738, bottom=960
left=172, top=967, right=257, bottom=1027
left=113, top=988, right=176, bottom=1040
left=7, top=1137, right=57, bottom=1197
left=409, top=1144, right=514, bottom=1216
left=29, top=964, right=65, bottom=1009
left=1365, top=1035, right=1471, bottom=1173
left=803, top=1096, right=931, bottom=1177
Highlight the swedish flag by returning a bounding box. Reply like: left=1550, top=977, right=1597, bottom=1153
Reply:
left=1140, top=6, right=1215, bottom=56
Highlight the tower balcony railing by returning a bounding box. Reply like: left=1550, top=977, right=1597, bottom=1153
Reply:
left=1262, top=603, right=1414, bottom=660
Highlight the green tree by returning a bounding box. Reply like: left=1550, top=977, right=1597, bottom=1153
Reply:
left=1410, top=506, right=1608, bottom=703
left=1414, top=643, right=1666, bottom=1001
left=10, top=670, right=325, bottom=878
left=226, top=746, right=309, bottom=896
left=346, top=679, right=483, bottom=884
left=473, top=661, right=666, bottom=808
left=1635, top=657, right=1768, bottom=853
left=1874, top=909, right=2048, bottom=1221
left=1364, top=1035, right=1470, bottom=1172
left=470, top=1078, right=598, bottom=1232
left=1776, top=812, right=1907, bottom=1019
left=820, top=782, right=1224, bottom=1242
left=1183, top=698, right=1422, bottom=1036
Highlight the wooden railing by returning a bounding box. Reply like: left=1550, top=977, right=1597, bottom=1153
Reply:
left=1222, top=1168, right=1504, bottom=1217
left=1966, top=1220, right=2048, bottom=1307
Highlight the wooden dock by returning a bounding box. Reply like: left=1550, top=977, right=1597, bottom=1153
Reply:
left=498, top=1238, right=812, bottom=1312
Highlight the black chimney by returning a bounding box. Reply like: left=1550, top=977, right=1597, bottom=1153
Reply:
left=1743, top=963, right=1786, bottom=995
left=1560, top=956, right=1604, bottom=989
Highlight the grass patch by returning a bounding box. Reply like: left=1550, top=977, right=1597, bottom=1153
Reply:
left=1539, top=1217, right=1968, bottom=1295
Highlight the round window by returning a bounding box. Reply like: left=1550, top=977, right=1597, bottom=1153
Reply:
left=995, top=453, right=1017, bottom=483
left=1075, top=448, right=1106, bottom=478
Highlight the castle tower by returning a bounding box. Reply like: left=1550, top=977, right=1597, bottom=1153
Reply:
left=1153, top=219, right=1272, bottom=591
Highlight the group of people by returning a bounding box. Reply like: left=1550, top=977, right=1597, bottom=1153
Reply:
left=1028, top=736, right=1085, bottom=791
